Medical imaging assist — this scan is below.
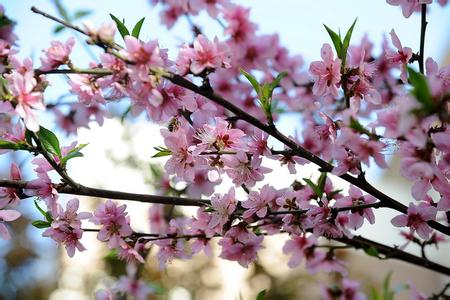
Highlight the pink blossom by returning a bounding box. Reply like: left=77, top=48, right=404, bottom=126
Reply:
left=277, top=149, right=307, bottom=174
left=5, top=68, right=44, bottom=132
left=40, top=37, right=75, bottom=71
left=117, top=242, right=145, bottom=264
left=122, top=36, right=164, bottom=66
left=306, top=250, right=348, bottom=276
left=223, top=151, right=271, bottom=187
left=335, top=128, right=387, bottom=169
left=90, top=200, right=133, bottom=249
left=68, top=74, right=106, bottom=106
left=408, top=281, right=428, bottom=300
left=218, top=226, right=264, bottom=268
left=321, top=279, right=367, bottom=300
left=307, top=198, right=350, bottom=238
left=188, top=209, right=214, bottom=256
left=0, top=209, right=21, bottom=240
left=185, top=170, right=215, bottom=197
left=425, top=57, right=450, bottom=95
left=248, top=130, right=271, bottom=156
left=385, top=29, right=413, bottom=83
left=386, top=0, right=432, bottom=18
left=208, top=187, right=237, bottom=232
left=154, top=218, right=191, bottom=268
left=222, top=4, right=257, bottom=44
left=154, top=237, right=189, bottom=268
left=159, top=4, right=184, bottom=29
left=188, top=0, right=227, bottom=17
left=242, top=184, right=277, bottom=219
left=348, top=50, right=382, bottom=108
left=194, top=117, right=245, bottom=153
left=309, top=43, right=341, bottom=97
left=0, top=163, right=22, bottom=208
left=391, top=202, right=437, bottom=240
left=235, top=35, right=278, bottom=71
left=116, top=265, right=154, bottom=300
left=161, top=126, right=205, bottom=182
left=149, top=204, right=168, bottom=234
left=188, top=35, right=231, bottom=74
left=335, top=186, right=376, bottom=230
left=26, top=172, right=59, bottom=214
left=282, top=234, right=317, bottom=268
left=43, top=198, right=91, bottom=257
left=332, top=146, right=362, bottom=176
left=94, top=289, right=116, bottom=300
left=432, top=177, right=450, bottom=211
left=83, top=21, right=116, bottom=43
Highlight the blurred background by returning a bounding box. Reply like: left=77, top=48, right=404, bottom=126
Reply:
left=1, top=0, right=450, bottom=299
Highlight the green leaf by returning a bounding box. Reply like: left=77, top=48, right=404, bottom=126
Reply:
left=148, top=282, right=166, bottom=295
left=34, top=201, right=54, bottom=223
left=303, top=178, right=321, bottom=198
left=53, top=25, right=66, bottom=34
left=120, top=105, right=132, bottom=123
left=34, top=200, right=47, bottom=217
left=327, top=189, right=343, bottom=200
left=370, top=287, right=382, bottom=300
left=110, top=14, right=130, bottom=39
left=37, top=126, right=62, bottom=158
left=268, top=72, right=288, bottom=94
left=364, top=246, right=379, bottom=258
left=341, top=18, right=357, bottom=68
left=261, top=84, right=271, bottom=105
left=0, top=16, right=13, bottom=27
left=240, top=69, right=260, bottom=95
left=73, top=9, right=92, bottom=20
left=316, top=172, right=327, bottom=197
left=103, top=249, right=119, bottom=260
left=382, top=271, right=394, bottom=300
left=349, top=117, right=372, bottom=136
left=0, top=140, right=22, bottom=150
left=256, top=290, right=266, bottom=300
left=32, top=220, right=51, bottom=229
left=53, top=0, right=70, bottom=21
left=25, top=129, right=33, bottom=145
left=407, top=67, right=434, bottom=113
left=131, top=17, right=145, bottom=38
left=324, top=24, right=342, bottom=58
left=149, top=164, right=163, bottom=178
left=60, top=144, right=88, bottom=166
left=152, top=146, right=172, bottom=158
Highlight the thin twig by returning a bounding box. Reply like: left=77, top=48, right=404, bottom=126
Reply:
left=419, top=4, right=428, bottom=74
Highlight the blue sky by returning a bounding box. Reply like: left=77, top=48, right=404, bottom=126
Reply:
left=5, top=0, right=450, bottom=65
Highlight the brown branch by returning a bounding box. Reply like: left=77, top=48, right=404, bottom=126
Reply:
left=419, top=3, right=428, bottom=74
left=0, top=179, right=208, bottom=206
left=270, top=201, right=386, bottom=216
left=337, top=235, right=450, bottom=276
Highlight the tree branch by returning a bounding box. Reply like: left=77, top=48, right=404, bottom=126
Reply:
left=419, top=3, right=428, bottom=74
left=0, top=179, right=208, bottom=206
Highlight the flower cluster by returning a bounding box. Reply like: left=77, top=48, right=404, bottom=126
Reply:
left=0, top=1, right=449, bottom=299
